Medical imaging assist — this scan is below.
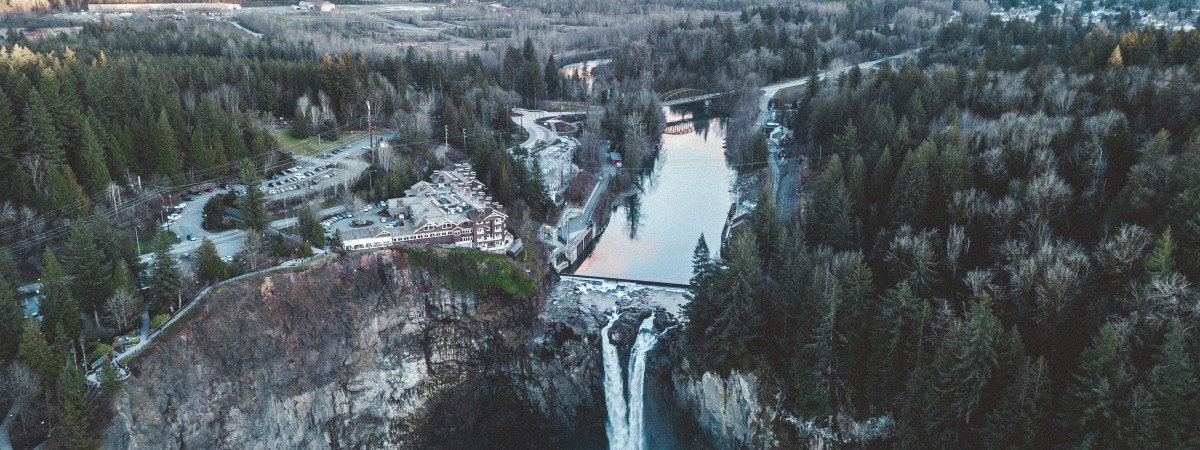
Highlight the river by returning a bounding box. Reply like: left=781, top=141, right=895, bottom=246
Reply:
left=574, top=106, right=733, bottom=285
left=561, top=58, right=612, bottom=96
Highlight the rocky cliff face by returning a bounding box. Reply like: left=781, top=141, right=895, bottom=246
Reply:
left=103, top=249, right=608, bottom=449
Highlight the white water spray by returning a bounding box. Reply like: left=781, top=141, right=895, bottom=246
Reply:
left=601, top=311, right=660, bottom=450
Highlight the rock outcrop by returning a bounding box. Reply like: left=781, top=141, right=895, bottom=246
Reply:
left=103, top=249, right=608, bottom=449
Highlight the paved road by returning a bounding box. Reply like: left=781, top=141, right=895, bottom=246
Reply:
left=513, top=109, right=558, bottom=149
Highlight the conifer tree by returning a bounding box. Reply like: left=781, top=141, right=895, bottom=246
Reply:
left=869, top=281, right=929, bottom=403
left=78, top=114, right=112, bottom=195
left=813, top=155, right=855, bottom=249
left=196, top=237, right=225, bottom=285
left=1145, top=226, right=1175, bottom=279
left=1147, top=324, right=1198, bottom=448
left=526, top=158, right=553, bottom=219
left=544, top=54, right=561, bottom=98
left=39, top=247, right=81, bottom=354
left=0, top=278, right=22, bottom=360
left=58, top=362, right=96, bottom=449
left=22, top=88, right=65, bottom=166
left=148, top=232, right=182, bottom=314
left=237, top=159, right=268, bottom=233
left=749, top=186, right=784, bottom=270
left=152, top=108, right=182, bottom=181
left=0, top=88, right=19, bottom=188
left=888, top=142, right=933, bottom=227
left=17, top=319, right=57, bottom=392
left=707, top=228, right=761, bottom=373
left=44, top=166, right=90, bottom=220
left=1058, top=324, right=1135, bottom=448
left=979, top=355, right=1051, bottom=449
left=63, top=223, right=111, bottom=328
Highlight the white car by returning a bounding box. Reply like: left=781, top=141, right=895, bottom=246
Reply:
left=176, top=202, right=187, bottom=209
left=167, top=212, right=182, bottom=220
left=269, top=189, right=278, bottom=195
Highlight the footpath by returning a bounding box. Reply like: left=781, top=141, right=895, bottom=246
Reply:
left=88, top=251, right=332, bottom=384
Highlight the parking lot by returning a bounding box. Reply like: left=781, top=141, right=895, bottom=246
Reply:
left=320, top=201, right=392, bottom=238
left=264, top=163, right=337, bottom=195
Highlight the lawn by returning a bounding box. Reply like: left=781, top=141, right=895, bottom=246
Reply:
left=273, top=130, right=369, bottom=156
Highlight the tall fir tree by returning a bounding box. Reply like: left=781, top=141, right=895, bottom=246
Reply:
left=58, top=362, right=97, bottom=449
left=707, top=228, right=762, bottom=373
left=813, top=154, right=855, bottom=249
left=148, top=232, right=182, bottom=314
left=78, top=114, right=112, bottom=195
left=1145, top=226, right=1176, bottom=279
left=1058, top=324, right=1135, bottom=448
left=22, top=88, right=65, bottom=166
left=17, top=318, right=57, bottom=392
left=236, top=159, right=269, bottom=233
left=682, top=234, right=717, bottom=354
left=196, top=237, right=225, bottom=285
left=0, top=277, right=22, bottom=360
left=63, top=223, right=111, bottom=328
left=868, top=282, right=929, bottom=404
left=1147, top=324, right=1198, bottom=448
left=39, top=247, right=81, bottom=356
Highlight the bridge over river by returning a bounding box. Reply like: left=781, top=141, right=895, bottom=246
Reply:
left=659, top=88, right=738, bottom=107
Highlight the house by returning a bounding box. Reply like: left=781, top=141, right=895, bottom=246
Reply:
left=293, top=1, right=314, bottom=10
left=608, top=152, right=623, bottom=167
left=337, top=226, right=392, bottom=250
left=384, top=163, right=513, bottom=253
left=314, top=0, right=336, bottom=12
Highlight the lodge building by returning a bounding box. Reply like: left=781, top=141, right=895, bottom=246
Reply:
left=338, top=163, right=513, bottom=252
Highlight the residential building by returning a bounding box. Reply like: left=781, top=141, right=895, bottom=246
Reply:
left=384, top=163, right=513, bottom=252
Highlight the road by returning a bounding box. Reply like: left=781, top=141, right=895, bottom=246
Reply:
left=757, top=49, right=921, bottom=217
left=512, top=109, right=559, bottom=149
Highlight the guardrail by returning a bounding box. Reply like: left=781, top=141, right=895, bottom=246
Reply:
left=110, top=252, right=331, bottom=366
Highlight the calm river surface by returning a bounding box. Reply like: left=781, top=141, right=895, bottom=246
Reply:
left=574, top=106, right=733, bottom=285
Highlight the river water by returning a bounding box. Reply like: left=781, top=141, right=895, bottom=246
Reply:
left=560, top=58, right=612, bottom=95
left=574, top=106, right=733, bottom=285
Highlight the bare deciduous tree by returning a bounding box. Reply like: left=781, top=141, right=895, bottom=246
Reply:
left=104, top=287, right=143, bottom=332
left=1095, top=224, right=1153, bottom=278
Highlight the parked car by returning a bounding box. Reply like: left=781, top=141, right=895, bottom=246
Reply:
left=187, top=234, right=196, bottom=241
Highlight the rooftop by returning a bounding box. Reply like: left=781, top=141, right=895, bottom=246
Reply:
left=337, top=225, right=390, bottom=241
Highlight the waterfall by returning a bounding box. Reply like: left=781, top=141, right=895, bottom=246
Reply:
left=602, top=311, right=660, bottom=450
left=602, top=312, right=630, bottom=449
left=626, top=313, right=658, bottom=450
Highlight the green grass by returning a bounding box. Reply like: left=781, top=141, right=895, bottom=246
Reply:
left=405, top=248, right=536, bottom=295
left=274, top=130, right=368, bottom=156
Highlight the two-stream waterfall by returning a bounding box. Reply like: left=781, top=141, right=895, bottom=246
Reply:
left=602, top=311, right=660, bottom=450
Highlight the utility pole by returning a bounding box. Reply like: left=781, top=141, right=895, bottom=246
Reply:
left=462, top=128, right=466, bottom=153
left=366, top=101, right=374, bottom=150
left=443, top=125, right=449, bottom=167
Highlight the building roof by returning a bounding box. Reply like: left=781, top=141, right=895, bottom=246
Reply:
left=337, top=226, right=390, bottom=242
left=387, top=163, right=507, bottom=232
